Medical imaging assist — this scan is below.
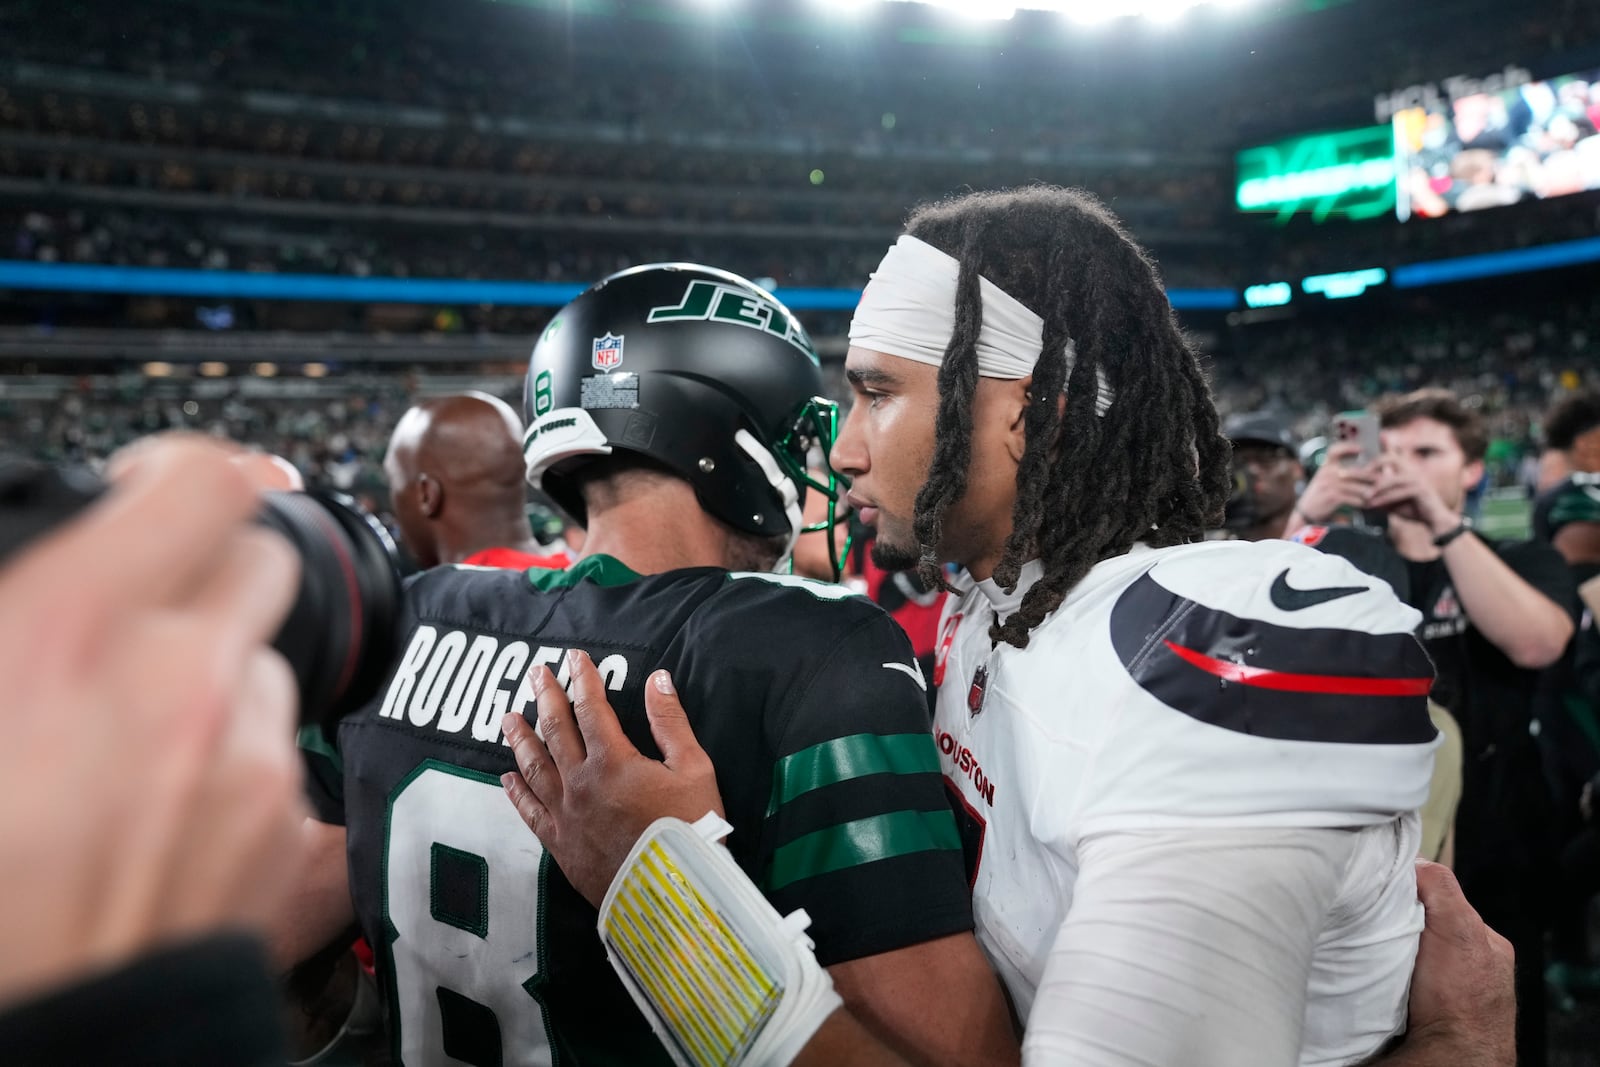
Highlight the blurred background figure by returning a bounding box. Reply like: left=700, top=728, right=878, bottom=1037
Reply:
left=1533, top=390, right=1600, bottom=500
left=1296, top=387, right=1576, bottom=1067
left=1530, top=390, right=1600, bottom=1012
left=383, top=392, right=568, bottom=571
left=1219, top=411, right=1304, bottom=541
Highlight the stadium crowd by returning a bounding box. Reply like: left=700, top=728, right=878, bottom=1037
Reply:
left=2, top=0, right=1596, bottom=157
left=0, top=205, right=897, bottom=290
left=1215, top=287, right=1600, bottom=481
left=10, top=282, right=1598, bottom=495
left=0, top=0, right=1239, bottom=156
left=3, top=385, right=409, bottom=499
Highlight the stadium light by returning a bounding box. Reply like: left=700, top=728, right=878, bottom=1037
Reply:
left=142, top=361, right=174, bottom=378
left=888, top=0, right=1017, bottom=20
left=199, top=361, right=229, bottom=377
left=1141, top=0, right=1196, bottom=23
left=815, top=0, right=875, bottom=14
left=881, top=0, right=1258, bottom=20
left=1301, top=267, right=1388, bottom=299
left=1243, top=282, right=1292, bottom=309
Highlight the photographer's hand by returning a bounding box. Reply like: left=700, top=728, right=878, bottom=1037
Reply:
left=1364, top=456, right=1457, bottom=537
left=1287, top=441, right=1376, bottom=531
left=1381, top=862, right=1515, bottom=1067
left=0, top=436, right=307, bottom=1007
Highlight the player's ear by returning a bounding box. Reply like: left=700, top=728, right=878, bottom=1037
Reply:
left=1003, top=375, right=1033, bottom=464
left=418, top=473, right=443, bottom=518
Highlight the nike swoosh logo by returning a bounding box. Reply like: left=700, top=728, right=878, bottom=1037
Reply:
left=1269, top=569, right=1368, bottom=611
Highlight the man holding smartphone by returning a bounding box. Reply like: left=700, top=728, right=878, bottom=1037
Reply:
left=1291, top=387, right=1575, bottom=1067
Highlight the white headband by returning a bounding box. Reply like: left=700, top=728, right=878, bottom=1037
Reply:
left=849, top=235, right=1113, bottom=416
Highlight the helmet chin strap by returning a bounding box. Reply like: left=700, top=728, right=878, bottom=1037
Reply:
left=734, top=428, right=802, bottom=571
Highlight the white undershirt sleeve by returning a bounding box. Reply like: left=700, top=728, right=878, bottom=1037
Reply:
left=1021, top=826, right=1357, bottom=1067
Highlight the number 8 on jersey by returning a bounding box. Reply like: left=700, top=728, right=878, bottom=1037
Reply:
left=385, top=762, right=555, bottom=1066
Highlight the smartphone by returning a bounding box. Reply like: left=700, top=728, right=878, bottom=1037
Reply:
left=1333, top=411, right=1381, bottom=468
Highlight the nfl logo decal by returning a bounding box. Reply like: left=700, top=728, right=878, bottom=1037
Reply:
left=1290, top=525, right=1329, bottom=548
left=592, top=332, right=625, bottom=371
left=967, top=664, right=989, bottom=720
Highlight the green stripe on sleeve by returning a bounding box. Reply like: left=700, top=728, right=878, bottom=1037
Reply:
left=766, top=732, right=939, bottom=816
left=763, top=809, right=961, bottom=892
left=1550, top=489, right=1600, bottom=528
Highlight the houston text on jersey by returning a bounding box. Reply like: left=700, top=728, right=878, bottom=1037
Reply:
left=935, top=729, right=995, bottom=806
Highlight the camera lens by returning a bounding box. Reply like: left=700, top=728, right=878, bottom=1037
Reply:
left=0, top=461, right=402, bottom=727
left=257, top=492, right=402, bottom=727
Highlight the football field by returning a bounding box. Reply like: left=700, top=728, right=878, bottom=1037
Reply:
left=1477, top=489, right=1533, bottom=541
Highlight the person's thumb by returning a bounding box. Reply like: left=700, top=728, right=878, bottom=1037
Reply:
left=645, top=670, right=704, bottom=769
left=1415, top=859, right=1481, bottom=945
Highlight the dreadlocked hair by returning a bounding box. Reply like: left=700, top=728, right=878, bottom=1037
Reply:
left=905, top=185, right=1232, bottom=649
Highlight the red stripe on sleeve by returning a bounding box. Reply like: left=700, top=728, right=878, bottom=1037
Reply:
left=1163, top=640, right=1433, bottom=697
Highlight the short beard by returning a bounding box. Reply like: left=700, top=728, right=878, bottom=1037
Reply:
left=871, top=536, right=922, bottom=572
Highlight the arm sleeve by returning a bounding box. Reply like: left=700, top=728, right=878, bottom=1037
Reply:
left=1079, top=542, right=1438, bottom=837
left=1022, top=827, right=1354, bottom=1067
left=0, top=935, right=286, bottom=1067
left=1498, top=539, right=1579, bottom=619
left=757, top=610, right=973, bottom=967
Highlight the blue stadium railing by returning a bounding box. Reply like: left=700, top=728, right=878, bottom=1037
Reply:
left=1389, top=235, right=1600, bottom=289
left=5, top=233, right=1599, bottom=311
left=0, top=261, right=1240, bottom=312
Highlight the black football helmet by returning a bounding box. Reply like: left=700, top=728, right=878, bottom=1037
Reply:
left=523, top=263, right=849, bottom=574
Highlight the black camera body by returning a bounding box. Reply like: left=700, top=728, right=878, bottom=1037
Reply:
left=0, top=459, right=403, bottom=727
left=1221, top=464, right=1260, bottom=533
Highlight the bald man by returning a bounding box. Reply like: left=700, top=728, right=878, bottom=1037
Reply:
left=383, top=393, right=568, bottom=571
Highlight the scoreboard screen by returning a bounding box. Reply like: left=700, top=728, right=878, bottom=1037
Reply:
left=1235, top=127, right=1398, bottom=223
left=1393, top=66, right=1600, bottom=220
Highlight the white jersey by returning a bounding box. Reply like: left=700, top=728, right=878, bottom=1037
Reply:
left=933, top=540, right=1440, bottom=1067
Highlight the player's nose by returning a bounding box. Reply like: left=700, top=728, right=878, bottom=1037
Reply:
left=830, top=405, right=869, bottom=479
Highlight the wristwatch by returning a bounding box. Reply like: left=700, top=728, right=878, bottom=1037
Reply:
left=1433, top=518, right=1473, bottom=548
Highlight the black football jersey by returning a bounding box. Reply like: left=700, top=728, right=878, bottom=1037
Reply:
left=299, top=555, right=971, bottom=1067
left=1533, top=472, right=1600, bottom=544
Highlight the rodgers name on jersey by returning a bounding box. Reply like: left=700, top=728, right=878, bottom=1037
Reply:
left=375, top=624, right=630, bottom=746
left=934, top=539, right=1439, bottom=1066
